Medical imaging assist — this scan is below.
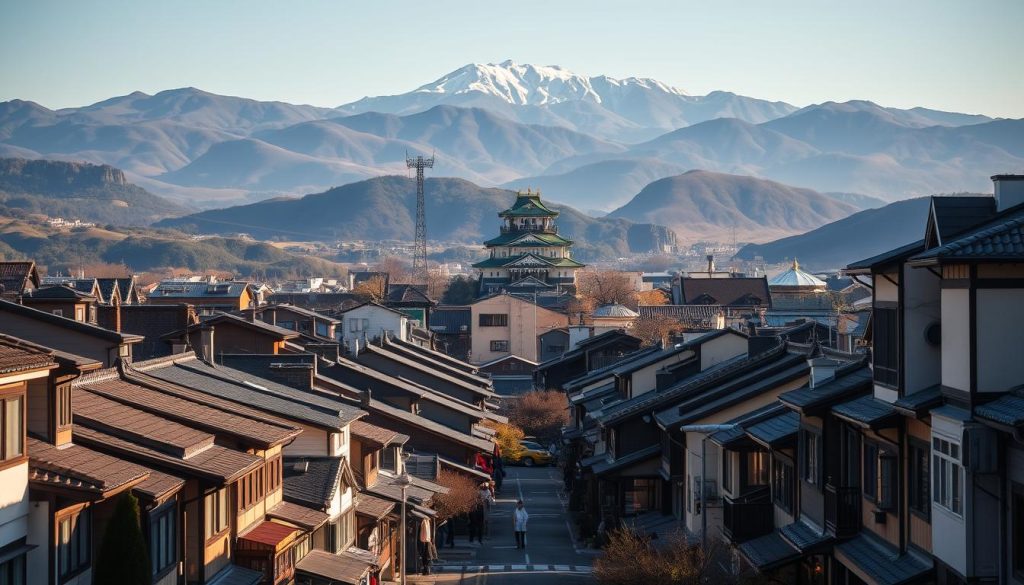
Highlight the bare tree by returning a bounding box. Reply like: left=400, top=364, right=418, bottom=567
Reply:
left=576, top=270, right=640, bottom=310
left=432, top=469, right=481, bottom=521
left=353, top=275, right=388, bottom=302
left=426, top=268, right=449, bottom=300
left=508, top=390, right=569, bottom=443
left=375, top=256, right=410, bottom=283
left=630, top=313, right=684, bottom=347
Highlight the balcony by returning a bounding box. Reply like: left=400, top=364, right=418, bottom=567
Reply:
left=825, top=483, right=860, bottom=538
left=500, top=225, right=558, bottom=235
left=723, top=486, right=773, bottom=543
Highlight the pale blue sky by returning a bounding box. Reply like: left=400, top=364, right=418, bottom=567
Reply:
left=2, top=0, right=1022, bottom=117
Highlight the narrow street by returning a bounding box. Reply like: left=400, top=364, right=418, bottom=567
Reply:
left=411, top=466, right=597, bottom=584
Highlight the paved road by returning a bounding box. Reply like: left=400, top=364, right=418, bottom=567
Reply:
left=411, top=465, right=596, bottom=584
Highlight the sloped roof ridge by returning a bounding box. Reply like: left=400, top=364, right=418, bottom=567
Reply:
left=912, top=206, right=1024, bottom=261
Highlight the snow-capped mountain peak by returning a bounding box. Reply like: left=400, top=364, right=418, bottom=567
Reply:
left=412, top=60, right=688, bottom=106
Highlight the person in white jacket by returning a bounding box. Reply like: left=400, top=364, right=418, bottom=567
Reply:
left=513, top=500, right=529, bottom=549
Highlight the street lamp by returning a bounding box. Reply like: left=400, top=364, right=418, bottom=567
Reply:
left=679, top=424, right=738, bottom=549
left=394, top=472, right=413, bottom=585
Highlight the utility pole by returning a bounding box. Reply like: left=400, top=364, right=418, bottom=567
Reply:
left=407, top=153, right=435, bottom=286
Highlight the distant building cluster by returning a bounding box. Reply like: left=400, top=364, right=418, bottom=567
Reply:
left=46, top=216, right=95, bottom=228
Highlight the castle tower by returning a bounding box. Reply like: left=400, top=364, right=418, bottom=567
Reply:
left=473, top=189, right=585, bottom=296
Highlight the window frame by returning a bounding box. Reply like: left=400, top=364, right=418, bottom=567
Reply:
left=932, top=436, right=963, bottom=516
left=772, top=455, right=795, bottom=514
left=149, top=501, right=177, bottom=579
left=1012, top=482, right=1024, bottom=581
left=479, top=313, right=509, bottom=327
left=57, top=507, right=91, bottom=581
left=489, top=340, right=509, bottom=352
left=1, top=388, right=26, bottom=467
left=204, top=488, right=230, bottom=542
left=909, top=438, right=931, bottom=520
left=801, top=428, right=821, bottom=486
left=872, top=306, right=899, bottom=388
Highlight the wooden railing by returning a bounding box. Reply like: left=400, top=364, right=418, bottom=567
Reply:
left=723, top=486, right=773, bottom=543
left=825, top=483, right=861, bottom=538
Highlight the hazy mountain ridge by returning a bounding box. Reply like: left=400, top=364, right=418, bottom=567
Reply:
left=154, top=176, right=675, bottom=260
left=607, top=170, right=858, bottom=242
left=0, top=157, right=189, bottom=225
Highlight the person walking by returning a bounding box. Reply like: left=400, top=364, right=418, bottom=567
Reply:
left=479, top=482, right=494, bottom=538
left=418, top=517, right=433, bottom=575
left=513, top=500, right=529, bottom=549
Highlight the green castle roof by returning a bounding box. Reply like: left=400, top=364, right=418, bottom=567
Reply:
left=499, top=190, right=559, bottom=218
left=473, top=253, right=586, bottom=269
left=482, top=231, right=573, bottom=247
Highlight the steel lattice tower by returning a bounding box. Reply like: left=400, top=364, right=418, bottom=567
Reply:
left=406, top=154, right=434, bottom=284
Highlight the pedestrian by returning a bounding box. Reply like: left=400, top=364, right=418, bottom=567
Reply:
left=479, top=482, right=493, bottom=537
left=443, top=517, right=455, bottom=548
left=468, top=501, right=484, bottom=544
left=418, top=517, right=432, bottom=575
left=368, top=564, right=380, bottom=585
left=492, top=444, right=506, bottom=490
left=513, top=499, right=529, bottom=549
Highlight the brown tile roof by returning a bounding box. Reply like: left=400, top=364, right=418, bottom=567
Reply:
left=74, top=388, right=216, bottom=458
left=350, top=420, right=406, bottom=448
left=73, top=424, right=261, bottom=484
left=238, top=520, right=301, bottom=549
left=0, top=336, right=57, bottom=375
left=28, top=437, right=151, bottom=497
left=266, top=501, right=330, bottom=531
left=79, top=375, right=300, bottom=449
left=354, top=493, right=395, bottom=519
left=296, top=550, right=369, bottom=585
left=133, top=469, right=187, bottom=500
left=0, top=261, right=38, bottom=297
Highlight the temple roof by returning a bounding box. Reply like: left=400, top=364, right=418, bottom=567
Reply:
left=769, top=260, right=827, bottom=289
left=473, top=253, right=586, bottom=269
left=483, top=231, right=572, bottom=247
left=499, top=190, right=559, bottom=218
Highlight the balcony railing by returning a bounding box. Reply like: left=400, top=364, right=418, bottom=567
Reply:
left=500, top=225, right=558, bottom=235
left=825, top=483, right=860, bottom=538
left=723, top=486, right=773, bottom=543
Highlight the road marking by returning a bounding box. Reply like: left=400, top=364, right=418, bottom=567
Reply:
left=487, top=565, right=503, bottom=571
left=553, top=565, right=571, bottom=571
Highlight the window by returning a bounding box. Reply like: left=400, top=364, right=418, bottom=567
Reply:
left=239, top=467, right=266, bottom=511
left=2, top=394, right=24, bottom=462
left=864, top=442, right=897, bottom=510
left=802, top=430, right=820, bottom=485
left=773, top=458, right=795, bottom=513
left=52, top=309, right=63, bottom=317
left=933, top=436, right=963, bottom=515
left=58, top=509, right=91, bottom=579
left=872, top=307, right=898, bottom=387
left=546, top=345, right=565, bottom=355
left=747, top=452, right=770, bottom=487
left=278, top=320, right=296, bottom=331
left=623, top=479, right=660, bottom=515
left=204, top=488, right=229, bottom=540
left=0, top=552, right=25, bottom=585
left=266, top=456, right=282, bottom=494
left=150, top=502, right=176, bottom=577
left=57, top=384, right=73, bottom=428
left=909, top=440, right=930, bottom=518
left=382, top=446, right=397, bottom=472
left=479, top=313, right=508, bottom=327
left=722, top=451, right=734, bottom=495
left=327, top=509, right=356, bottom=553
left=490, top=340, right=509, bottom=352
left=1013, top=483, right=1024, bottom=580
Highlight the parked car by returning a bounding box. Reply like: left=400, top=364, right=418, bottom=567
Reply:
left=508, top=440, right=554, bottom=467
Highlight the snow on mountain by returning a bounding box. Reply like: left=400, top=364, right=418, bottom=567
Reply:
left=411, top=60, right=687, bottom=106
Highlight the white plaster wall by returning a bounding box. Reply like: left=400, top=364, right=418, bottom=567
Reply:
left=941, top=289, right=971, bottom=392
left=0, top=462, right=28, bottom=547
left=931, top=412, right=967, bottom=576
left=875, top=274, right=898, bottom=303
left=903, top=265, right=942, bottom=395
left=26, top=500, right=47, bottom=585
left=976, top=288, right=1024, bottom=392
left=684, top=434, right=721, bottom=537
left=700, top=333, right=748, bottom=370
left=342, top=306, right=408, bottom=347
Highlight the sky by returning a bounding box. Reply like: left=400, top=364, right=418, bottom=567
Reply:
left=2, top=0, right=1022, bottom=117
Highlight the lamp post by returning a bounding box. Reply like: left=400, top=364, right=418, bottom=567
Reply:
left=679, top=423, right=738, bottom=549
left=395, top=472, right=413, bottom=585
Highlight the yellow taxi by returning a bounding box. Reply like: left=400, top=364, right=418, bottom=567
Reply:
left=509, top=440, right=555, bottom=467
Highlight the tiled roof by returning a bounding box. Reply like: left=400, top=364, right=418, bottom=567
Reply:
left=911, top=206, right=1024, bottom=264
left=0, top=261, right=37, bottom=296
left=367, top=472, right=448, bottom=508
left=562, top=346, right=661, bottom=392
left=79, top=376, right=300, bottom=449
left=284, top=457, right=344, bottom=509
left=0, top=298, right=142, bottom=343
left=708, top=402, right=786, bottom=448
left=500, top=192, right=558, bottom=217
left=296, top=549, right=370, bottom=585
left=149, top=281, right=249, bottom=299
left=137, top=356, right=363, bottom=430
left=975, top=393, right=1024, bottom=428
left=238, top=520, right=301, bottom=548
left=206, top=564, right=264, bottom=585
left=0, top=335, right=56, bottom=374
left=778, top=363, right=872, bottom=412
left=591, top=444, right=661, bottom=476
left=354, top=493, right=395, bottom=519
left=386, top=283, right=434, bottom=304
left=745, top=410, right=800, bottom=448
left=679, top=277, right=770, bottom=307
left=383, top=336, right=490, bottom=385
left=428, top=306, right=471, bottom=333
left=780, top=520, right=830, bottom=552
left=133, top=469, right=186, bottom=500
left=834, top=532, right=932, bottom=585
left=928, top=196, right=997, bottom=246
left=832, top=395, right=900, bottom=429
left=483, top=230, right=572, bottom=247
left=737, top=531, right=800, bottom=570
left=25, top=284, right=96, bottom=300
left=38, top=277, right=100, bottom=296
left=28, top=436, right=151, bottom=496
left=845, top=240, right=924, bottom=273
left=892, top=385, right=944, bottom=418
left=638, top=304, right=724, bottom=322
left=267, top=501, right=330, bottom=531
left=350, top=420, right=405, bottom=447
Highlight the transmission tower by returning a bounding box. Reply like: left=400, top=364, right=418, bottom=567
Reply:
left=406, top=153, right=434, bottom=285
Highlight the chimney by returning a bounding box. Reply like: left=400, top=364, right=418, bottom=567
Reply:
left=993, top=174, right=1024, bottom=212
left=707, top=255, right=715, bottom=273
left=200, top=325, right=215, bottom=362
left=350, top=337, right=360, bottom=358
left=361, top=388, right=372, bottom=408
left=568, top=324, right=591, bottom=350
left=112, top=299, right=121, bottom=333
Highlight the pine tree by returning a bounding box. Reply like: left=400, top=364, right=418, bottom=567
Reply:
left=94, top=492, right=151, bottom=585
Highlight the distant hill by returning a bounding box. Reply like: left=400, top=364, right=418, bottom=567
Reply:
left=154, top=176, right=675, bottom=259
left=502, top=158, right=688, bottom=213
left=0, top=158, right=189, bottom=225
left=732, top=196, right=991, bottom=271
left=606, top=170, right=857, bottom=243
left=0, top=213, right=345, bottom=278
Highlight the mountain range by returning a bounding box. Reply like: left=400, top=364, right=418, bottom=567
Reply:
left=0, top=61, right=1016, bottom=215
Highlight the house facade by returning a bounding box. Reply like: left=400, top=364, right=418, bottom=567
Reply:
left=469, top=292, right=567, bottom=364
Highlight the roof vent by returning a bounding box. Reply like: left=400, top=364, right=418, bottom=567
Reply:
left=292, top=460, right=309, bottom=474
